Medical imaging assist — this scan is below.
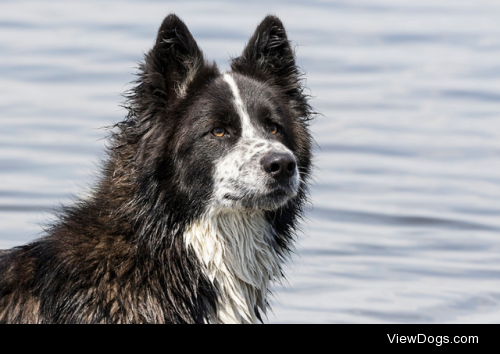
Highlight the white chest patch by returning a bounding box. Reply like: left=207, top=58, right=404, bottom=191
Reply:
left=183, top=209, right=283, bottom=324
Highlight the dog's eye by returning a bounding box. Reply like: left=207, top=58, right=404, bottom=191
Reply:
left=267, top=124, right=278, bottom=135
left=212, top=127, right=227, bottom=138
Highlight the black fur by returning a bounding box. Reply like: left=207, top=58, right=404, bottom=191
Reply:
left=0, top=14, right=314, bottom=324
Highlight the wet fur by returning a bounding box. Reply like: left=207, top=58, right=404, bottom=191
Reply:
left=0, top=14, right=314, bottom=324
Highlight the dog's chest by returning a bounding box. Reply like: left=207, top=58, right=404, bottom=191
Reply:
left=183, top=210, right=282, bottom=324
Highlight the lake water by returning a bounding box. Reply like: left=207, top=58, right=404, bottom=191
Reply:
left=1, top=0, right=499, bottom=323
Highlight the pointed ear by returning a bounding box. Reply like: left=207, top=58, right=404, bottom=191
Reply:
left=143, top=14, right=206, bottom=103
left=231, top=16, right=302, bottom=100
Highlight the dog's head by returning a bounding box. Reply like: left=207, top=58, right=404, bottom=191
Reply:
left=122, top=14, right=313, bottom=220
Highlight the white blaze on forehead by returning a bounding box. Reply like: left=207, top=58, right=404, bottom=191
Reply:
left=223, top=73, right=256, bottom=139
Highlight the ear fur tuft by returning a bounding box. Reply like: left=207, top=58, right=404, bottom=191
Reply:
left=231, top=16, right=312, bottom=121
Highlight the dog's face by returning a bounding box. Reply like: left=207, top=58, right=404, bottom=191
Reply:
left=173, top=73, right=301, bottom=211
left=128, top=15, right=312, bottom=216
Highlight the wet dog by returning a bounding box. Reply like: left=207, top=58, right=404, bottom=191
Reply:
left=0, top=14, right=314, bottom=324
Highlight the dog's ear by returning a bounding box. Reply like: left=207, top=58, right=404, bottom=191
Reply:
left=231, top=16, right=302, bottom=101
left=142, top=14, right=206, bottom=103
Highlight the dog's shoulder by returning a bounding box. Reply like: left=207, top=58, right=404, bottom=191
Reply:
left=0, top=250, right=11, bottom=257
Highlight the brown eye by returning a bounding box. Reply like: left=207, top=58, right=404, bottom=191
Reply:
left=212, top=127, right=226, bottom=138
left=268, top=124, right=278, bottom=135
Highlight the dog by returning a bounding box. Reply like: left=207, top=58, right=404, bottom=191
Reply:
left=0, top=14, right=313, bottom=324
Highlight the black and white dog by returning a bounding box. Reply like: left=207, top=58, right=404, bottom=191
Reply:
left=0, top=14, right=314, bottom=324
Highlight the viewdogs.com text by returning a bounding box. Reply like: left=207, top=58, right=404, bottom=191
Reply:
left=388, top=334, right=478, bottom=346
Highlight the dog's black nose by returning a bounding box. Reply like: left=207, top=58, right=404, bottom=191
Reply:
left=262, top=153, right=297, bottom=180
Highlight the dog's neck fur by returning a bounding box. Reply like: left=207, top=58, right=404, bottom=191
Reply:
left=183, top=208, right=283, bottom=324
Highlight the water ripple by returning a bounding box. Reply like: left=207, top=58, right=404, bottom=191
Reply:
left=312, top=207, right=499, bottom=231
